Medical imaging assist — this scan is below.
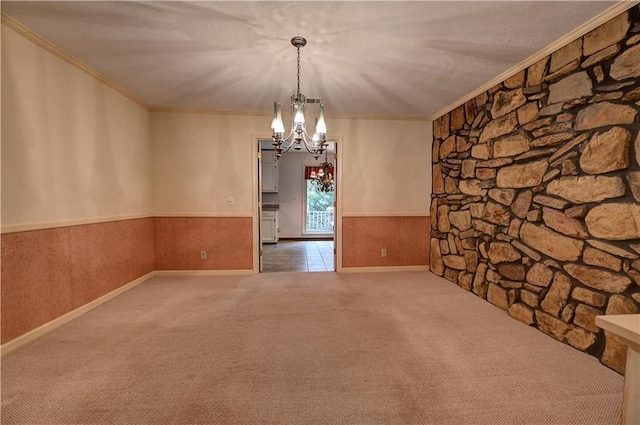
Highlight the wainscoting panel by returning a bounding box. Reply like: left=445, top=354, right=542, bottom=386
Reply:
left=342, top=216, right=430, bottom=268
left=154, top=217, right=253, bottom=271
left=1, top=218, right=154, bottom=343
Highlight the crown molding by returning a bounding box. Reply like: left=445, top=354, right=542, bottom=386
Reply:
left=429, top=0, right=640, bottom=121
left=151, top=106, right=429, bottom=121
left=2, top=13, right=150, bottom=109
left=150, top=107, right=271, bottom=117
left=325, top=112, right=429, bottom=122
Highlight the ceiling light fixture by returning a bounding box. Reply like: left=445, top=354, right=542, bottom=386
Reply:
left=271, top=36, right=327, bottom=160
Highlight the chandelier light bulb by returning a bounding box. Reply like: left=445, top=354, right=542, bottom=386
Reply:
left=272, top=102, right=285, bottom=134
left=271, top=102, right=279, bottom=130
left=315, top=104, right=327, bottom=135
left=274, top=104, right=285, bottom=134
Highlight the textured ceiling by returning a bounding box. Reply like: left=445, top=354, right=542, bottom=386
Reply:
left=2, top=1, right=618, bottom=118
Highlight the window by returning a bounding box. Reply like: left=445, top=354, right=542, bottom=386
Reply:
left=304, top=180, right=334, bottom=233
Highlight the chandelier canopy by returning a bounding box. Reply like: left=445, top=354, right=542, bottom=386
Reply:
left=271, top=36, right=328, bottom=160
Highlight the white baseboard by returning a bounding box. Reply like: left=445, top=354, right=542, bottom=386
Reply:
left=154, top=270, right=254, bottom=276
left=340, top=265, right=430, bottom=273
left=1, top=271, right=156, bottom=356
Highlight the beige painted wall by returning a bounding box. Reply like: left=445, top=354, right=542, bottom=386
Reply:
left=2, top=22, right=431, bottom=228
left=334, top=117, right=432, bottom=215
left=152, top=112, right=432, bottom=216
left=1, top=26, right=153, bottom=231
left=152, top=111, right=262, bottom=216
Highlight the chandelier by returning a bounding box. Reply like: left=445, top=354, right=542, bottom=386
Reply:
left=310, top=149, right=334, bottom=192
left=271, top=36, right=328, bottom=160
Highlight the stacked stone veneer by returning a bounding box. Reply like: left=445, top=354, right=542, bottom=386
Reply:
left=430, top=7, right=640, bottom=373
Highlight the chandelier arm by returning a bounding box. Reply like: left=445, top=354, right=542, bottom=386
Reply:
left=281, top=128, right=317, bottom=149
left=300, top=128, right=313, bottom=142
left=300, top=141, right=318, bottom=155
left=279, top=140, right=295, bottom=152
left=275, top=129, right=296, bottom=149
left=300, top=132, right=325, bottom=155
left=283, top=129, right=295, bottom=143
left=282, top=142, right=302, bottom=154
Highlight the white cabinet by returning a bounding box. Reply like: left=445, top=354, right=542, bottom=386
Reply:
left=261, top=153, right=278, bottom=192
left=261, top=210, right=279, bottom=243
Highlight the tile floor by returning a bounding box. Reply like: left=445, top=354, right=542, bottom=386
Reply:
left=262, top=240, right=334, bottom=272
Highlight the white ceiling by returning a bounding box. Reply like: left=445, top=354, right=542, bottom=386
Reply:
left=2, top=1, right=619, bottom=118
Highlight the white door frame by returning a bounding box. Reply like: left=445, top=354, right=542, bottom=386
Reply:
left=251, top=136, right=266, bottom=273
left=251, top=135, right=343, bottom=273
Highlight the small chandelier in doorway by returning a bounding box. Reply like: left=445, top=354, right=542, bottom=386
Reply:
left=270, top=36, right=328, bottom=160
left=310, top=150, right=334, bottom=193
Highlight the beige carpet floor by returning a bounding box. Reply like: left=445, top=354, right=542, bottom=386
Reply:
left=1, top=271, right=623, bottom=425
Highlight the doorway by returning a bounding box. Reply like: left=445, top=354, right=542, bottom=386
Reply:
left=255, top=139, right=338, bottom=273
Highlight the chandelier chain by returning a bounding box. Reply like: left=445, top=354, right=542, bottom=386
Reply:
left=296, top=46, right=301, bottom=96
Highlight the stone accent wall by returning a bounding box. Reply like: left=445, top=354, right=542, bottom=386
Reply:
left=431, top=7, right=640, bottom=374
